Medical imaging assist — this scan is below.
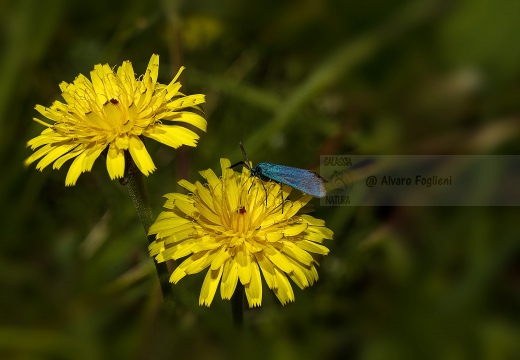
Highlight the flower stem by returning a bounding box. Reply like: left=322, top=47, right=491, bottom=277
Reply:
left=231, top=282, right=245, bottom=327
left=122, top=157, right=175, bottom=313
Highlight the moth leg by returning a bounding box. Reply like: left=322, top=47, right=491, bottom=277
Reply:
left=247, top=178, right=255, bottom=193
left=281, top=184, right=284, bottom=214
left=261, top=180, right=268, bottom=207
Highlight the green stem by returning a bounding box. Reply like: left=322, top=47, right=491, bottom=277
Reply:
left=122, top=157, right=175, bottom=313
left=231, top=282, right=245, bottom=327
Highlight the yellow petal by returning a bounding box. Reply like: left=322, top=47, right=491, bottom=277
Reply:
left=309, top=226, right=334, bottom=240
left=283, top=222, right=308, bottom=237
left=27, top=129, right=55, bottom=149
left=301, top=231, right=327, bottom=243
left=199, top=168, right=221, bottom=198
left=272, top=267, right=294, bottom=305
left=106, top=145, right=125, bottom=179
left=65, top=150, right=88, bottom=186
left=148, top=241, right=164, bottom=257
left=90, top=65, right=109, bottom=105
left=145, top=124, right=200, bottom=148
left=32, top=117, right=53, bottom=128
left=164, top=193, right=192, bottom=202
left=35, top=143, right=77, bottom=170
left=144, top=91, right=167, bottom=118
left=173, top=197, right=197, bottom=218
left=102, top=71, right=119, bottom=104
left=117, top=60, right=137, bottom=102
left=163, top=82, right=182, bottom=102
left=221, top=159, right=239, bottom=212
left=265, top=232, right=283, bottom=242
left=191, top=238, right=221, bottom=252
left=148, top=218, right=195, bottom=238
left=162, top=111, right=207, bottom=132
left=34, top=104, right=62, bottom=122
left=25, top=144, right=54, bottom=167
left=178, top=179, right=197, bottom=192
left=162, top=238, right=199, bottom=260
left=170, top=265, right=188, bottom=284
left=282, top=197, right=309, bottom=218
left=53, top=147, right=83, bottom=170
left=300, top=214, right=325, bottom=226
left=236, top=246, right=252, bottom=285
left=163, top=66, right=184, bottom=101
left=264, top=245, right=293, bottom=273
left=245, top=261, right=262, bottom=308
left=297, top=263, right=319, bottom=286
left=136, top=54, right=158, bottom=109
left=184, top=250, right=216, bottom=274
left=210, top=248, right=231, bottom=270
left=296, top=240, right=330, bottom=255
left=256, top=253, right=276, bottom=289
left=281, top=241, right=314, bottom=266
left=198, top=206, right=222, bottom=226
left=168, top=252, right=204, bottom=283
left=166, top=94, right=206, bottom=110
left=287, top=263, right=309, bottom=290
left=149, top=221, right=191, bottom=239
left=128, top=136, right=156, bottom=176
left=220, top=260, right=239, bottom=300
left=154, top=211, right=178, bottom=221
left=83, top=145, right=104, bottom=172
left=146, top=54, right=159, bottom=85
left=195, top=181, right=216, bottom=212
left=199, top=267, right=223, bottom=307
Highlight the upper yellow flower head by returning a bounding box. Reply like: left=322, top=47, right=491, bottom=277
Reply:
left=25, top=54, right=206, bottom=186
left=148, top=158, right=333, bottom=307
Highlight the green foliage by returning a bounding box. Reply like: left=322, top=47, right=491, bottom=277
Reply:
left=1, top=0, right=519, bottom=359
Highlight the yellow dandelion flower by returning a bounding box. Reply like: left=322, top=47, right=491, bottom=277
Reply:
left=25, top=54, right=206, bottom=186
left=148, top=158, right=333, bottom=307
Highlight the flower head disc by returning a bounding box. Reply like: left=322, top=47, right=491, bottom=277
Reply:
left=149, top=159, right=333, bottom=307
left=25, top=54, right=206, bottom=186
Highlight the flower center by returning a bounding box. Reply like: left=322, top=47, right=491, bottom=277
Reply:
left=230, top=205, right=251, bottom=236
left=104, top=98, right=134, bottom=133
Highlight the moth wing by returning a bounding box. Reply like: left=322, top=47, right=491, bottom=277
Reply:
left=258, top=163, right=327, bottom=197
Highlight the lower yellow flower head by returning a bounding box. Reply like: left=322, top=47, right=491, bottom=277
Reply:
left=149, top=158, right=333, bottom=307
left=25, top=54, right=206, bottom=186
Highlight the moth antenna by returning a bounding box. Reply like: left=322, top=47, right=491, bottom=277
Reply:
left=239, top=141, right=250, bottom=164
left=229, top=161, right=250, bottom=170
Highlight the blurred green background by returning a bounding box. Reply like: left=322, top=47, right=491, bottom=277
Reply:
left=2, top=0, right=520, bottom=359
